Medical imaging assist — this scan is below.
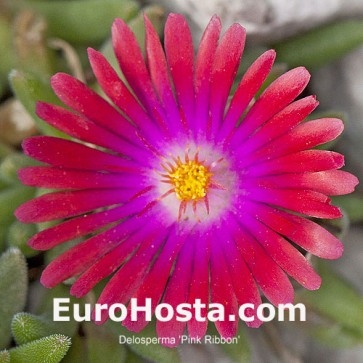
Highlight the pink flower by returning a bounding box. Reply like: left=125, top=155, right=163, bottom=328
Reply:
left=16, top=14, right=358, bottom=346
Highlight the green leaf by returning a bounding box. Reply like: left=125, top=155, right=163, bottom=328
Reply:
left=61, top=334, right=87, bottom=363
left=332, top=193, right=363, bottom=223
left=274, top=20, right=363, bottom=69
left=7, top=220, right=39, bottom=258
left=9, top=70, right=68, bottom=138
left=9, top=334, right=71, bottom=363
left=0, top=186, right=36, bottom=249
left=297, top=262, right=363, bottom=346
left=11, top=312, right=77, bottom=346
left=208, top=324, right=251, bottom=363
left=0, top=350, right=10, bottom=363
left=0, top=248, right=28, bottom=348
left=25, top=0, right=139, bottom=44
left=108, top=321, right=181, bottom=363
left=0, top=152, right=39, bottom=185
left=84, top=323, right=127, bottom=363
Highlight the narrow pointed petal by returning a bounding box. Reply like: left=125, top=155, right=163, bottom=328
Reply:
left=218, top=50, right=276, bottom=141
left=15, top=188, right=132, bottom=223
left=40, top=216, right=147, bottom=288
left=209, top=23, right=246, bottom=135
left=210, top=235, right=239, bottom=338
left=156, top=238, right=194, bottom=347
left=27, top=197, right=148, bottom=250
left=164, top=14, right=195, bottom=127
left=246, top=202, right=344, bottom=259
left=194, top=16, right=222, bottom=134
left=242, top=214, right=322, bottom=290
left=22, top=136, right=140, bottom=173
left=50, top=73, right=140, bottom=145
left=230, top=67, right=311, bottom=147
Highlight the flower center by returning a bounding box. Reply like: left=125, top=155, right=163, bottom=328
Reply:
left=168, top=159, right=212, bottom=201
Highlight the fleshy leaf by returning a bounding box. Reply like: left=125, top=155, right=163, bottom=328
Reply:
left=332, top=193, right=363, bottom=223
left=7, top=221, right=39, bottom=257
left=274, top=20, right=363, bottom=69
left=8, top=334, right=71, bottom=363
left=9, top=70, right=68, bottom=138
left=11, top=312, right=77, bottom=346
left=23, top=0, right=139, bottom=44
left=84, top=323, right=127, bottom=363
left=297, top=262, right=363, bottom=346
left=0, top=350, right=10, bottom=363
left=0, top=248, right=28, bottom=348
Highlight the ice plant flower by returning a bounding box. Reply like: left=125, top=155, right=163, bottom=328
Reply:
left=15, top=14, right=358, bottom=346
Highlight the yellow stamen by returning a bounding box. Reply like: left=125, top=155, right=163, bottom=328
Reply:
left=168, top=160, right=212, bottom=201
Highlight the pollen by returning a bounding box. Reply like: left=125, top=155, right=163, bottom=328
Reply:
left=168, top=160, right=212, bottom=201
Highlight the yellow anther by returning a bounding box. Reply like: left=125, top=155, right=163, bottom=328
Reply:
left=168, top=160, right=212, bottom=201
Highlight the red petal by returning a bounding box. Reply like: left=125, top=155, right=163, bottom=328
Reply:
left=246, top=188, right=342, bottom=219
left=50, top=73, right=139, bottom=145
left=230, top=66, right=311, bottom=146
left=218, top=50, right=276, bottom=141
left=187, top=233, right=210, bottom=338
left=156, top=237, right=194, bottom=347
left=229, top=217, right=294, bottom=306
left=218, top=229, right=263, bottom=328
left=40, top=216, right=146, bottom=288
left=244, top=150, right=345, bottom=177
left=246, top=170, right=358, bottom=196
left=209, top=23, right=246, bottom=135
left=27, top=197, right=148, bottom=250
left=242, top=215, right=322, bottom=290
left=164, top=14, right=195, bottom=126
left=247, top=202, right=344, bottom=259
left=122, top=225, right=187, bottom=332
left=87, top=48, right=160, bottom=140
left=36, top=102, right=148, bottom=162
left=194, top=16, right=221, bottom=134
left=210, top=238, right=239, bottom=338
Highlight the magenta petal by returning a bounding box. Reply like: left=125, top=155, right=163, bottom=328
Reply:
left=242, top=214, right=322, bottom=290
left=218, top=228, right=263, bottom=328
left=164, top=14, right=195, bottom=127
left=22, top=136, right=140, bottom=173
left=210, top=236, right=239, bottom=338
left=122, top=225, right=187, bottom=332
left=187, top=233, right=210, bottom=338
left=194, top=15, right=221, bottom=135
left=247, top=202, right=344, bottom=259
left=209, top=23, right=246, bottom=135
left=156, top=238, right=194, bottom=347
left=40, top=216, right=147, bottom=288
left=230, top=66, right=311, bottom=146
left=218, top=49, right=276, bottom=141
